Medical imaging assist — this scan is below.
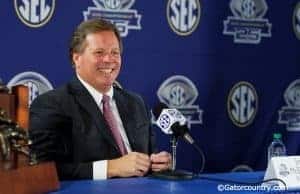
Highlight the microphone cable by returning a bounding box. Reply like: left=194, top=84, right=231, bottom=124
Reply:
left=189, top=141, right=206, bottom=174
left=184, top=138, right=287, bottom=191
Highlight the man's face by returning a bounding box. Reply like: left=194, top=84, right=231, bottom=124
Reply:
left=73, top=31, right=121, bottom=93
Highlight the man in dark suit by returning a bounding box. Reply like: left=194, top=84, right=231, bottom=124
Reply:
left=29, top=18, right=171, bottom=180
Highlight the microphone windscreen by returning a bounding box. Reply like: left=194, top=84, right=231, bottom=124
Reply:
left=171, top=122, right=189, bottom=137
left=152, top=102, right=168, bottom=119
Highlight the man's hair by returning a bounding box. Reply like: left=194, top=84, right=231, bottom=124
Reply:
left=69, top=18, right=122, bottom=66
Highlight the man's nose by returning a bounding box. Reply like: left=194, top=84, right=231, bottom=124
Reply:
left=102, top=53, right=111, bottom=62
left=103, top=52, right=116, bottom=62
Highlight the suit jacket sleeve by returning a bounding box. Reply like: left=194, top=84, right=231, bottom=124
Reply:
left=29, top=92, right=93, bottom=180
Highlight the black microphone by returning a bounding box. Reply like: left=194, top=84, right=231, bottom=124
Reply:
left=153, top=103, right=195, bottom=145
left=151, top=102, right=206, bottom=178
left=171, top=122, right=194, bottom=144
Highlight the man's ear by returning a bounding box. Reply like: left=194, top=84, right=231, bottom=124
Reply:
left=72, top=53, right=81, bottom=68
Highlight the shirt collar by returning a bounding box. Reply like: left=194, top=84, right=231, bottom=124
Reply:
left=77, top=74, right=114, bottom=106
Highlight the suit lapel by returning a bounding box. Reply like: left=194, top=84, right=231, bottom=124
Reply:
left=69, top=78, right=120, bottom=154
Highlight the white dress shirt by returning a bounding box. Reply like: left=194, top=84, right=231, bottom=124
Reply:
left=77, top=75, right=132, bottom=179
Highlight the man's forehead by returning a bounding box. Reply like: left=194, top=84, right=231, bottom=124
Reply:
left=85, top=32, right=119, bottom=44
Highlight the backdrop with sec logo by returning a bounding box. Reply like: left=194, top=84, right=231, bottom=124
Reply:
left=1, top=0, right=300, bottom=173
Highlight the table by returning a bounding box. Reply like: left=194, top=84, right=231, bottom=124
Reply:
left=48, top=171, right=296, bottom=194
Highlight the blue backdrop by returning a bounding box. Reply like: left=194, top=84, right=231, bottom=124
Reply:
left=1, top=0, right=300, bottom=173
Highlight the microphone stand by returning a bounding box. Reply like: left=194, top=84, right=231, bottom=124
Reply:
left=151, top=135, right=195, bottom=180
left=171, top=135, right=177, bottom=171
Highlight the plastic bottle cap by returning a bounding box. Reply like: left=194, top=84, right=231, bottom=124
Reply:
left=273, top=133, right=282, bottom=139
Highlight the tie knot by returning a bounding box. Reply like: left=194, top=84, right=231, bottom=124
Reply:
left=102, top=95, right=110, bottom=104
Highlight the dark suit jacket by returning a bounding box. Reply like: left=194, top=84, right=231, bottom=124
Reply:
left=29, top=77, right=156, bottom=180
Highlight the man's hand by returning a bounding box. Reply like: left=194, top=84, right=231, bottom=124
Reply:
left=150, top=151, right=172, bottom=172
left=107, top=152, right=151, bottom=178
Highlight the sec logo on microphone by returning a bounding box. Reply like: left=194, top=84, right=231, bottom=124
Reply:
left=158, top=113, right=171, bottom=129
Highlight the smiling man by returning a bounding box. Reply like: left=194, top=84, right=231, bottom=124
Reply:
left=29, top=18, right=171, bottom=180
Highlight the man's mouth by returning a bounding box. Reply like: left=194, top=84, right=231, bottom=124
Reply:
left=98, top=68, right=113, bottom=74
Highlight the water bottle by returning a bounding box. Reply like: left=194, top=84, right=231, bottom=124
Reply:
left=267, top=133, right=287, bottom=163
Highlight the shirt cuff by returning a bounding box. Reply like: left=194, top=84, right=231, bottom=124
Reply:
left=93, top=160, right=108, bottom=180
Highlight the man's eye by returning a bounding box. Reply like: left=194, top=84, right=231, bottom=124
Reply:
left=111, top=51, right=120, bottom=56
left=95, top=51, right=104, bottom=56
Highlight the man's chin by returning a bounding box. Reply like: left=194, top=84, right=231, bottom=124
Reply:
left=101, top=81, right=115, bottom=89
